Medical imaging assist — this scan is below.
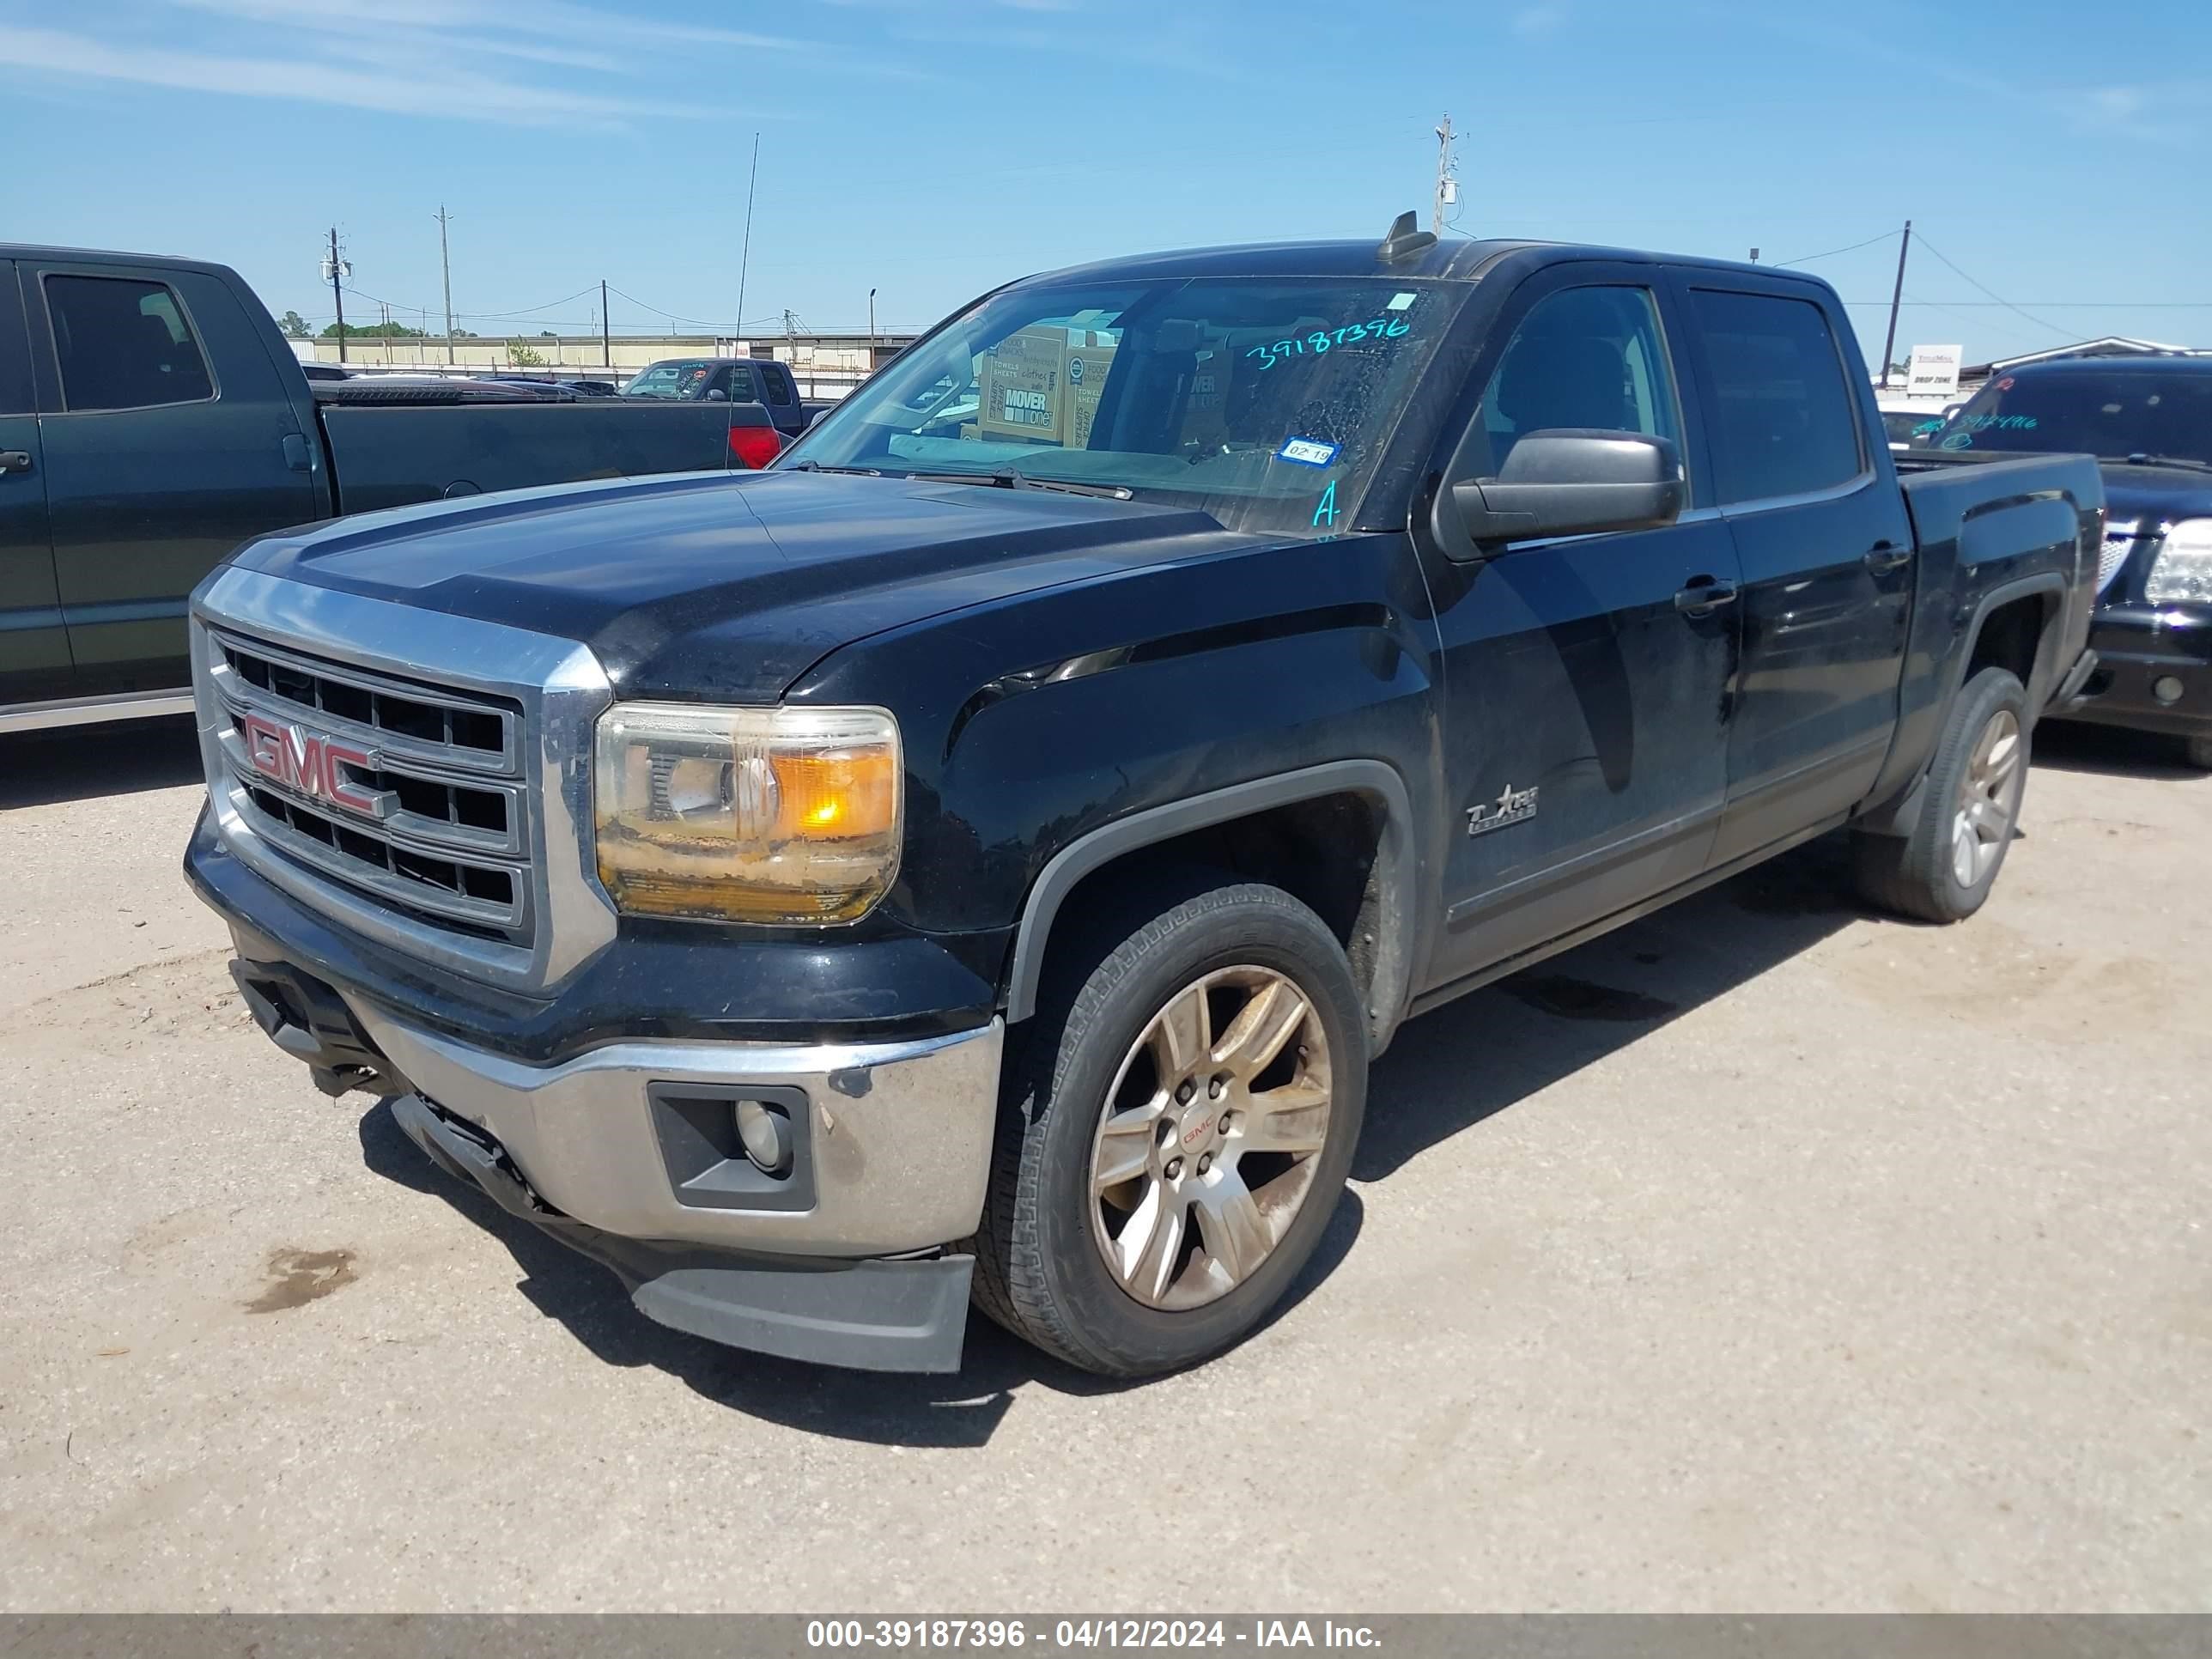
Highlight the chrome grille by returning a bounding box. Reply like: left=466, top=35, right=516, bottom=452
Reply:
left=206, top=629, right=535, bottom=945
left=2100, top=520, right=2145, bottom=595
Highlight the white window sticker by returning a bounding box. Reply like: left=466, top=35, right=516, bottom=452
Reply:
left=1277, top=436, right=1340, bottom=468
left=1387, top=291, right=1418, bottom=312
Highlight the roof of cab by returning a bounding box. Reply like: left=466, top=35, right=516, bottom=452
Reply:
left=0, top=244, right=239, bottom=278
left=2002, top=353, right=2212, bottom=378
left=1013, top=234, right=1827, bottom=290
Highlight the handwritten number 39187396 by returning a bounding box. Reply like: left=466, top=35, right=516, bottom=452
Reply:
left=1245, top=318, right=1410, bottom=371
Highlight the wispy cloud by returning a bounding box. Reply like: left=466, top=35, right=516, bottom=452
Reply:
left=2060, top=82, right=2197, bottom=143
left=0, top=0, right=922, bottom=126
left=1511, top=3, right=1568, bottom=39
left=0, top=24, right=722, bottom=125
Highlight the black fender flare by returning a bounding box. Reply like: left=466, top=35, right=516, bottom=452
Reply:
left=1862, top=570, right=2067, bottom=839
left=1001, top=759, right=1419, bottom=1054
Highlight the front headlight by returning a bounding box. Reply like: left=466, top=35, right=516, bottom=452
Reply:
left=2145, top=518, right=2212, bottom=606
left=592, top=702, right=902, bottom=923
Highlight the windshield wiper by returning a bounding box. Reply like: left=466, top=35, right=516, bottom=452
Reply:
left=904, top=467, right=1133, bottom=501
left=2100, top=453, right=2212, bottom=475
left=786, top=461, right=883, bottom=476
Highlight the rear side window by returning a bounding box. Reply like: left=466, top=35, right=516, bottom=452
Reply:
left=1688, top=289, right=1863, bottom=502
left=761, top=364, right=795, bottom=405
left=45, top=274, right=216, bottom=412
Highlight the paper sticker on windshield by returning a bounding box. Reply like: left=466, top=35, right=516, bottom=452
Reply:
left=1387, top=292, right=1418, bottom=312
left=1277, top=437, right=1340, bottom=468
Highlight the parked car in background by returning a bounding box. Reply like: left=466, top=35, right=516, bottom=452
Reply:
left=1875, top=392, right=1948, bottom=450
left=619, top=356, right=811, bottom=443
left=0, top=245, right=782, bottom=734
left=1927, top=355, right=2212, bottom=767
left=185, top=219, right=2100, bottom=1379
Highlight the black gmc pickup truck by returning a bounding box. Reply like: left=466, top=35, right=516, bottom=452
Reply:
left=182, top=219, right=2103, bottom=1377
left=0, top=245, right=780, bottom=734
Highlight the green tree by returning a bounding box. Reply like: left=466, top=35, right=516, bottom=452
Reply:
left=320, top=320, right=428, bottom=338
left=276, top=310, right=311, bottom=340
left=508, top=338, right=549, bottom=367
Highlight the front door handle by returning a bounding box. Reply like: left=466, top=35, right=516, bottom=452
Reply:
left=0, top=449, right=31, bottom=475
left=1865, top=540, right=1912, bottom=574
left=1674, top=576, right=1738, bottom=614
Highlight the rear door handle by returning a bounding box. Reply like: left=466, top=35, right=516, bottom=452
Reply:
left=1865, top=540, right=1912, bottom=574
left=1674, top=576, right=1738, bottom=614
left=0, top=449, right=31, bottom=475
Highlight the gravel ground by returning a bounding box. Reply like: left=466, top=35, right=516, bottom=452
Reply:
left=0, top=716, right=2205, bottom=1612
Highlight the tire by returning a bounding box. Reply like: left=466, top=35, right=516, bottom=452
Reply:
left=970, top=879, right=1367, bottom=1377
left=2183, top=734, right=2212, bottom=772
left=1852, top=665, right=2030, bottom=923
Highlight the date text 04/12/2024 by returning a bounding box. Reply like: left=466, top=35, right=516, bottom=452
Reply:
left=804, top=1620, right=1383, bottom=1650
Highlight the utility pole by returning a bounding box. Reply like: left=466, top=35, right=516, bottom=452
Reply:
left=436, top=204, right=456, bottom=365
left=1880, top=219, right=1912, bottom=389
left=601, top=279, right=611, bottom=368
left=736, top=132, right=760, bottom=343
left=325, top=226, right=348, bottom=365
left=1431, top=114, right=1455, bottom=234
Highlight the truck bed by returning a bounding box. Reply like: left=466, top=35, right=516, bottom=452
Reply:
left=319, top=400, right=759, bottom=515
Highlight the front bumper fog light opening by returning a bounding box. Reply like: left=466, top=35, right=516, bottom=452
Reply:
left=735, top=1098, right=793, bottom=1176
left=2153, top=675, right=2186, bottom=707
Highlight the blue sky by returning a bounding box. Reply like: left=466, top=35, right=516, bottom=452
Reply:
left=3, top=0, right=2208, bottom=364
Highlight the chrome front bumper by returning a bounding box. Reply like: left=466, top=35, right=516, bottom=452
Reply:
left=355, top=1001, right=1006, bottom=1257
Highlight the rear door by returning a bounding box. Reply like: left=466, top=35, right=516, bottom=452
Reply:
left=1425, top=269, right=1744, bottom=987
left=1673, top=276, right=1916, bottom=863
left=0, top=260, right=69, bottom=713
left=27, top=260, right=320, bottom=693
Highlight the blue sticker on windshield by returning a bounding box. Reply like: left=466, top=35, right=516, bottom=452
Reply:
left=1278, top=436, right=1340, bottom=468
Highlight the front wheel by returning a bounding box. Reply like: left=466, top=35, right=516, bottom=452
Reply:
left=1853, top=665, right=2030, bottom=923
left=2183, top=733, right=2212, bottom=771
left=970, top=880, right=1366, bottom=1377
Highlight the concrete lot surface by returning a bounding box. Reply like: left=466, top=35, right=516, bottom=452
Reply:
left=0, top=719, right=2205, bottom=1612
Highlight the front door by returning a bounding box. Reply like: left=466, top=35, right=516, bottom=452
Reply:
left=27, top=260, right=319, bottom=695
left=0, top=261, right=67, bottom=713
left=1674, top=278, right=1915, bottom=864
left=1425, top=274, right=1743, bottom=990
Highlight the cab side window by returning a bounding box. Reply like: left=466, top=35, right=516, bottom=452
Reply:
left=1473, top=285, right=1680, bottom=476
left=45, top=274, right=215, bottom=412
left=1686, top=289, right=1864, bottom=502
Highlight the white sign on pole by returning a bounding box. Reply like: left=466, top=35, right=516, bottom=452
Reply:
left=1906, top=343, right=1963, bottom=398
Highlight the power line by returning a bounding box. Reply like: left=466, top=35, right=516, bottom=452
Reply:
left=1910, top=234, right=2072, bottom=338
left=1774, top=228, right=1900, bottom=268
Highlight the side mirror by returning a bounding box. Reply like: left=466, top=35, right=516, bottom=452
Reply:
left=705, top=387, right=729, bottom=402
left=1448, top=430, right=1684, bottom=548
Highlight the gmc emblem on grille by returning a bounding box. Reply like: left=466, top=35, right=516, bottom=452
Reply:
left=241, top=713, right=381, bottom=817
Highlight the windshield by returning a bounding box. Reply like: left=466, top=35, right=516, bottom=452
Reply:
left=778, top=276, right=1468, bottom=536
left=1929, top=368, right=2212, bottom=465
left=620, top=361, right=717, bottom=400
left=1881, top=409, right=1944, bottom=446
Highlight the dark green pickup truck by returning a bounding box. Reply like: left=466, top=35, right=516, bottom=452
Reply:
left=0, top=244, right=778, bottom=733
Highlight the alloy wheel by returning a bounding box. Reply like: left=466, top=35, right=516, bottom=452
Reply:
left=1952, top=708, right=2023, bottom=888
left=1086, top=966, right=1334, bottom=1310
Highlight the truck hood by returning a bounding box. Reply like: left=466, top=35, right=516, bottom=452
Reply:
left=2100, top=464, right=2212, bottom=528
left=236, top=469, right=1261, bottom=700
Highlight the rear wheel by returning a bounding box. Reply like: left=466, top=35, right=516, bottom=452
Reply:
left=1853, top=665, right=2030, bottom=923
left=970, top=880, right=1365, bottom=1377
left=2183, top=734, right=2212, bottom=771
